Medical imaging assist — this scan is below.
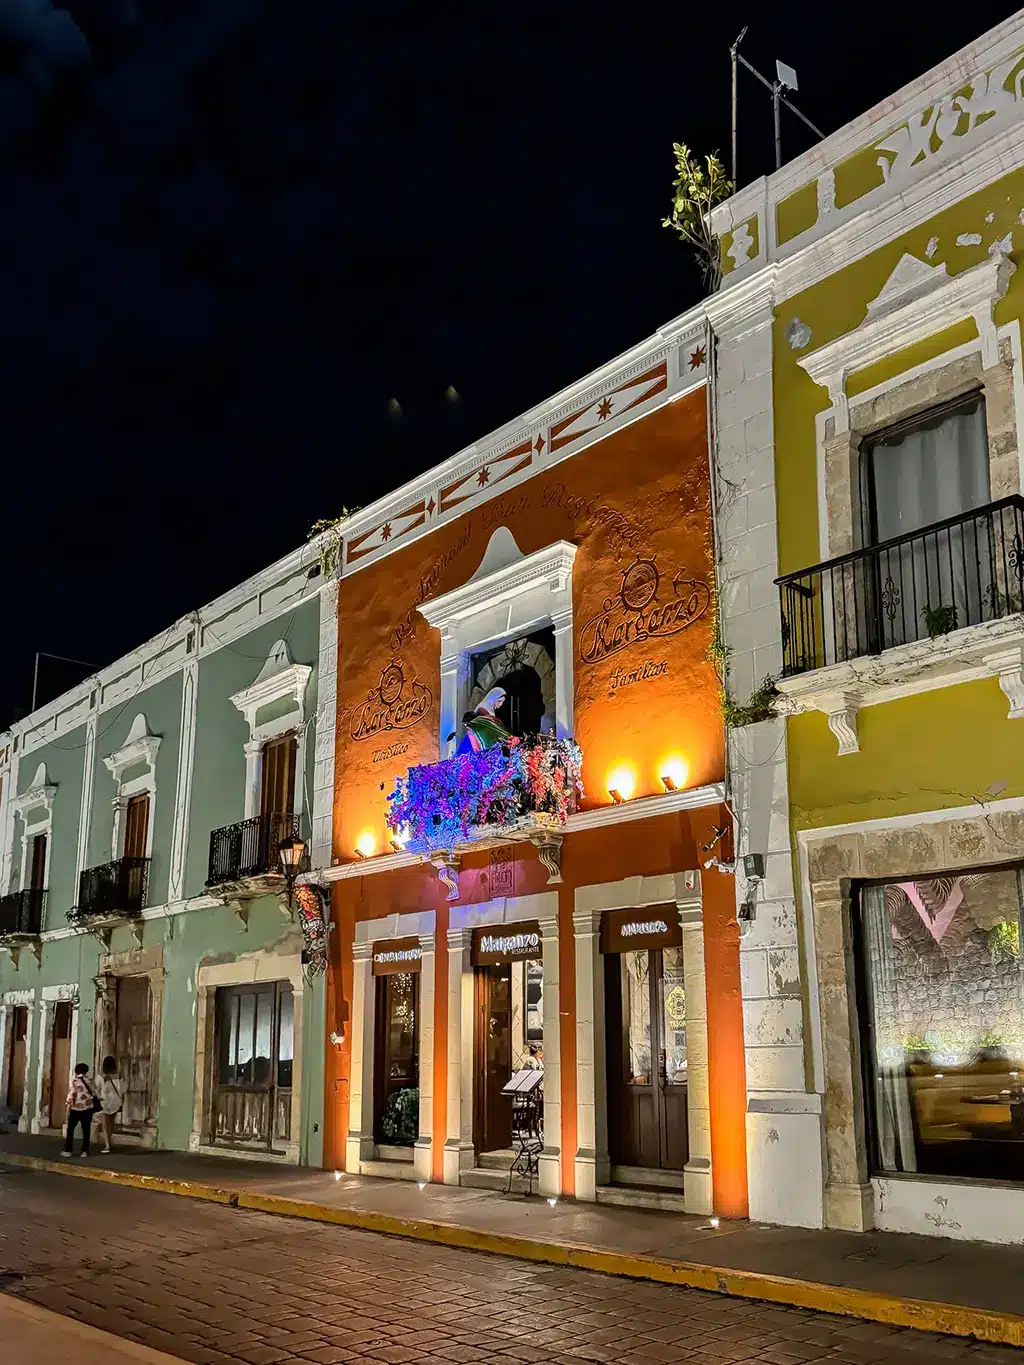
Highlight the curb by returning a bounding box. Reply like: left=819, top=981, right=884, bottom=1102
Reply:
left=6, top=1152, right=1024, bottom=1349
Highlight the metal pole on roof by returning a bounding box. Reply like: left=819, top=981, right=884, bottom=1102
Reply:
left=31, top=652, right=98, bottom=713
left=730, top=27, right=747, bottom=187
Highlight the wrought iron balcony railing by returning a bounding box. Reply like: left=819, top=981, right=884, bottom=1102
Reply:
left=777, top=496, right=1024, bottom=678
left=206, top=812, right=301, bottom=886
left=72, top=857, right=150, bottom=922
left=0, top=888, right=46, bottom=938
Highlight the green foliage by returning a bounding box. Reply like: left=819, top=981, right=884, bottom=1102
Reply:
left=921, top=602, right=958, bottom=638
left=380, top=1086, right=420, bottom=1145
left=308, top=508, right=358, bottom=578
left=722, top=675, right=779, bottom=728
left=989, top=919, right=1021, bottom=962
left=662, top=143, right=733, bottom=293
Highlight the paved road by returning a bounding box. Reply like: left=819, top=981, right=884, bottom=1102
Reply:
left=0, top=1166, right=1019, bottom=1365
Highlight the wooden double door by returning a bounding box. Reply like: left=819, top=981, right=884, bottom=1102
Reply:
left=606, top=946, right=689, bottom=1174
left=47, top=1001, right=74, bottom=1125
left=213, top=982, right=294, bottom=1151
left=116, top=976, right=154, bottom=1130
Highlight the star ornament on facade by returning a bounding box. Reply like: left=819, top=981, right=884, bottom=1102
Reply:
left=477, top=467, right=491, bottom=487
left=596, top=397, right=614, bottom=421
left=380, top=522, right=392, bottom=541
left=688, top=346, right=707, bottom=371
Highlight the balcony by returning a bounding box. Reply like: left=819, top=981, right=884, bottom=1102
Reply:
left=387, top=735, right=582, bottom=900
left=0, top=888, right=45, bottom=940
left=69, top=857, right=150, bottom=945
left=206, top=812, right=301, bottom=903
left=775, top=497, right=1024, bottom=753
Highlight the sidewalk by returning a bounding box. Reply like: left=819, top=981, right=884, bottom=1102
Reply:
left=2, top=1292, right=185, bottom=1364
left=4, top=1131, right=1024, bottom=1349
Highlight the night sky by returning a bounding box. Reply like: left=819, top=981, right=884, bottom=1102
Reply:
left=0, top=1, right=1014, bottom=727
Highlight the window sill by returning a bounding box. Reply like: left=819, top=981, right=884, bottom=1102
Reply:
left=775, top=613, right=1024, bottom=754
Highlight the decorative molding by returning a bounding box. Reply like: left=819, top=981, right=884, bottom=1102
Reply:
left=705, top=264, right=778, bottom=339
left=230, top=639, right=312, bottom=735
left=419, top=536, right=577, bottom=633
left=103, top=713, right=161, bottom=784
left=798, top=252, right=1015, bottom=432
left=168, top=659, right=199, bottom=903
left=10, top=763, right=56, bottom=824
left=777, top=617, right=1024, bottom=752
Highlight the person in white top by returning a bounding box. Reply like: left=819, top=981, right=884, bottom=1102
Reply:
left=96, top=1055, right=123, bottom=1154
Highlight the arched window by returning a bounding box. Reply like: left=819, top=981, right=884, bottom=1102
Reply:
left=469, top=630, right=555, bottom=739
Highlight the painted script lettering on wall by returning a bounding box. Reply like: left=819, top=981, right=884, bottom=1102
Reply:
left=579, top=556, right=710, bottom=665
left=350, top=660, right=432, bottom=742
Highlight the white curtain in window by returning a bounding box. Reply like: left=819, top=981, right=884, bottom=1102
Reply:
left=860, top=885, right=917, bottom=1174
left=870, top=401, right=990, bottom=647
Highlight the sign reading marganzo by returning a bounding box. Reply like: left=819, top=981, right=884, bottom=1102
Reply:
left=578, top=556, right=710, bottom=666
left=471, top=922, right=542, bottom=967
left=351, top=660, right=432, bottom=742
left=600, top=907, right=682, bottom=954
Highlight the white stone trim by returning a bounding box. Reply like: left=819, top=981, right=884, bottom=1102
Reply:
left=346, top=910, right=436, bottom=1180
left=11, top=763, right=55, bottom=896
left=319, top=785, right=729, bottom=884
left=420, top=531, right=577, bottom=747
left=230, top=640, right=312, bottom=821
left=442, top=892, right=561, bottom=1195
left=190, top=950, right=305, bottom=1164
left=168, top=658, right=199, bottom=903
left=103, top=715, right=160, bottom=862
left=0, top=744, right=18, bottom=901
left=310, top=580, right=339, bottom=871
left=0, top=989, right=36, bottom=1132
left=30, top=985, right=79, bottom=1134
left=798, top=252, right=1015, bottom=434
left=74, top=712, right=98, bottom=897
left=572, top=872, right=710, bottom=1212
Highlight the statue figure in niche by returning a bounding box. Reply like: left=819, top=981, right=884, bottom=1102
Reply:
left=456, top=687, right=511, bottom=755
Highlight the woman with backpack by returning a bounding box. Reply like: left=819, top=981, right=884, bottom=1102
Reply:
left=63, top=1062, right=100, bottom=1158
left=96, top=1055, right=123, bottom=1154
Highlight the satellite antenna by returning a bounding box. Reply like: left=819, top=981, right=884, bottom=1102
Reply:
left=730, top=32, right=825, bottom=185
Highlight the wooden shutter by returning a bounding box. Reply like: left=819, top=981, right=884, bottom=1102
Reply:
left=124, top=793, right=150, bottom=860
left=29, top=833, right=47, bottom=890
left=260, top=735, right=297, bottom=818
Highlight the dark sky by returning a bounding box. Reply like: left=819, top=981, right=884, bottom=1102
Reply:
left=0, top=1, right=1014, bottom=726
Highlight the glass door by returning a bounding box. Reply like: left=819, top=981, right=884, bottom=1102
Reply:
left=213, top=982, right=293, bottom=1151
left=474, top=965, right=513, bottom=1154
left=373, top=972, right=419, bottom=1146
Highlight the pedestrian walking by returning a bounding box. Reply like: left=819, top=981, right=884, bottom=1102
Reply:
left=96, top=1055, right=123, bottom=1154
left=63, top=1062, right=98, bottom=1158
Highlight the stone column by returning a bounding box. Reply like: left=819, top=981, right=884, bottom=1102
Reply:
left=443, top=927, right=475, bottom=1183
left=680, top=901, right=713, bottom=1214
left=345, top=941, right=376, bottom=1170
left=414, top=931, right=436, bottom=1183
left=168, top=657, right=199, bottom=903
left=551, top=604, right=575, bottom=741
left=572, top=906, right=608, bottom=1200
left=537, top=910, right=561, bottom=1196
left=243, top=740, right=263, bottom=821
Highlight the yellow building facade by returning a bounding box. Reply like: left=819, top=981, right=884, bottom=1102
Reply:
left=710, top=13, right=1024, bottom=1242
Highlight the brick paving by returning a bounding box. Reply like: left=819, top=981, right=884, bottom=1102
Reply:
left=0, top=1165, right=1020, bottom=1364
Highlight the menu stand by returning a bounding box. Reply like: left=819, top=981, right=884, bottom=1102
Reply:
left=501, top=1068, right=544, bottom=1195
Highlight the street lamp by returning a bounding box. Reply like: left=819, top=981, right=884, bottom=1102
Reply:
left=278, top=835, right=307, bottom=911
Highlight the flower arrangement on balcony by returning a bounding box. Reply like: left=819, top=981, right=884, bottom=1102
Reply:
left=387, top=733, right=583, bottom=855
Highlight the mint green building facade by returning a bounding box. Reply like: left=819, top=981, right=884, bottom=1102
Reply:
left=0, top=545, right=337, bottom=1167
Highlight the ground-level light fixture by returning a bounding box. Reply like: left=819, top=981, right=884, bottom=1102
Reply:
left=608, top=788, right=624, bottom=804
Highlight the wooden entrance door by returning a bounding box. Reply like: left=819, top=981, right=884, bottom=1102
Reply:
left=48, top=1001, right=73, bottom=1125
left=606, top=946, right=688, bottom=1173
left=123, top=793, right=150, bottom=860
left=115, top=976, right=153, bottom=1129
left=474, top=965, right=513, bottom=1153
left=5, top=1006, right=28, bottom=1114
left=373, top=972, right=419, bottom=1145
left=213, top=982, right=293, bottom=1151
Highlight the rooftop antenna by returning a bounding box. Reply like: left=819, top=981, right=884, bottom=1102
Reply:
left=730, top=30, right=825, bottom=186
left=31, top=651, right=97, bottom=713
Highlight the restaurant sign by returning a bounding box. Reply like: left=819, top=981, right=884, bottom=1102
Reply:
left=600, top=907, right=682, bottom=954
left=371, top=936, right=423, bottom=975
left=471, top=922, right=543, bottom=967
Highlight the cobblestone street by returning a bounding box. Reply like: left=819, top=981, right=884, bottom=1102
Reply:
left=0, top=1166, right=1020, bottom=1365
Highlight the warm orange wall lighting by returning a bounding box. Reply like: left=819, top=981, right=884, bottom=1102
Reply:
left=660, top=756, right=689, bottom=792
left=355, top=830, right=377, bottom=859
left=606, top=766, right=636, bottom=802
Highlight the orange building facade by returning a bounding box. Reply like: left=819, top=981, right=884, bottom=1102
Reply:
left=322, top=318, right=748, bottom=1216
